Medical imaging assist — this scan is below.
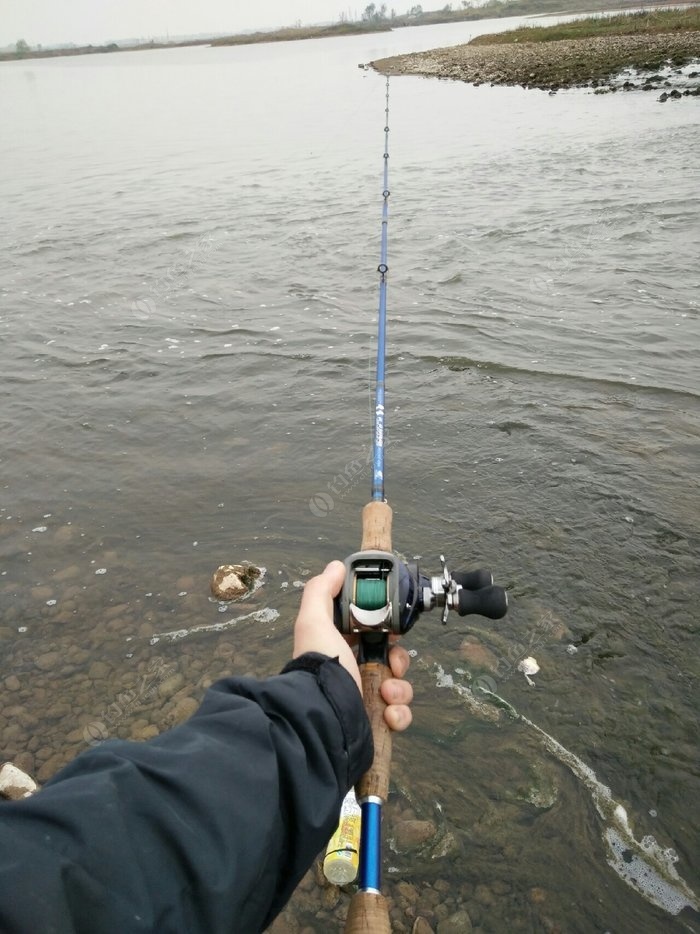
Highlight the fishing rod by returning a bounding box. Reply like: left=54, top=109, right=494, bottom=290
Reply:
left=334, top=78, right=508, bottom=933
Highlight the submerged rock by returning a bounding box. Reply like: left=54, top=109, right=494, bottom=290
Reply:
left=517, top=762, right=559, bottom=810
left=392, top=819, right=438, bottom=853
left=459, top=637, right=500, bottom=674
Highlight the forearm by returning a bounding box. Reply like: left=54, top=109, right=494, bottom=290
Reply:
left=0, top=654, right=372, bottom=934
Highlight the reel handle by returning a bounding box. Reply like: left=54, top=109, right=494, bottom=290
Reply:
left=457, top=584, right=508, bottom=619
left=452, top=568, right=493, bottom=590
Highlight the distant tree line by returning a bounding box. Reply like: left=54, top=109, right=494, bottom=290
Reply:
left=3, top=37, right=119, bottom=61
left=340, top=0, right=649, bottom=27
left=361, top=3, right=422, bottom=21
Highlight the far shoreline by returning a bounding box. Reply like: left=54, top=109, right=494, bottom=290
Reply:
left=2, top=0, right=698, bottom=64
left=0, top=22, right=391, bottom=63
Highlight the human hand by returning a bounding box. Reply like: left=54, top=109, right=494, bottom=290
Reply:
left=293, top=561, right=413, bottom=732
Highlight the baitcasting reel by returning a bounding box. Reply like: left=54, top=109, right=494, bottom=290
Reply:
left=335, top=550, right=508, bottom=636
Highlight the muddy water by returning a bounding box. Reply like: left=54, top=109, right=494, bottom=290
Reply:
left=1, top=15, right=698, bottom=933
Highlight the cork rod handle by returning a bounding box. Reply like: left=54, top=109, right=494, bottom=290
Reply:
left=345, top=892, right=392, bottom=934
left=360, top=500, right=393, bottom=552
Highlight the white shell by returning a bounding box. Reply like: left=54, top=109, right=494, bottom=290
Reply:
left=518, top=656, right=540, bottom=676
left=518, top=656, right=540, bottom=686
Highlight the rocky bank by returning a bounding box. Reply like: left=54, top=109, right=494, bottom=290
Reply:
left=371, top=30, right=700, bottom=96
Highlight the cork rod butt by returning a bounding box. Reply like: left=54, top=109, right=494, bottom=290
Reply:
left=356, top=662, right=392, bottom=801
left=345, top=891, right=392, bottom=934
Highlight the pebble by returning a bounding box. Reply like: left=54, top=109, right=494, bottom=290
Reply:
left=168, top=696, right=199, bottom=725
left=492, top=879, right=511, bottom=895
left=133, top=724, right=159, bottom=741
left=436, top=909, right=472, bottom=934
left=395, top=881, right=419, bottom=903
left=65, top=726, right=88, bottom=744
left=214, top=641, right=236, bottom=659
left=12, top=751, right=35, bottom=776
left=6, top=706, right=37, bottom=729
left=35, top=651, right=60, bottom=671
left=4, top=675, right=21, bottom=692
left=158, top=673, right=185, bottom=699
left=474, top=883, right=495, bottom=907
left=31, top=585, right=54, bottom=601
left=88, top=661, right=111, bottom=680
left=3, top=722, right=22, bottom=741
left=53, top=526, right=76, bottom=545
left=53, top=564, right=80, bottom=581
left=36, top=751, right=68, bottom=783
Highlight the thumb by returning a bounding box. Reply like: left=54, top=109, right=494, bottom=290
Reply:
left=297, top=560, right=345, bottom=624
left=317, top=559, right=346, bottom=596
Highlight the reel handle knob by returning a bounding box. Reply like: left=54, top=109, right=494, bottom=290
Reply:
left=457, top=584, right=508, bottom=620
left=452, top=568, right=493, bottom=591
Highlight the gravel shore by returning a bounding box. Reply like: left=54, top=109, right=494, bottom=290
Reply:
left=371, top=31, right=700, bottom=95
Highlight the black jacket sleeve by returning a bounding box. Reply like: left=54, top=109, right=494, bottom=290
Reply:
left=0, top=653, right=373, bottom=934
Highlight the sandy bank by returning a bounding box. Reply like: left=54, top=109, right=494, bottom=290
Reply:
left=371, top=31, right=700, bottom=95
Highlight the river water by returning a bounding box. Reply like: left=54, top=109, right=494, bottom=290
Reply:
left=1, top=15, right=698, bottom=933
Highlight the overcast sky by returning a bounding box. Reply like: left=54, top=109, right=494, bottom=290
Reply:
left=0, top=0, right=393, bottom=48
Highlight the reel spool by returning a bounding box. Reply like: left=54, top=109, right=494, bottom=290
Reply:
left=335, top=551, right=508, bottom=635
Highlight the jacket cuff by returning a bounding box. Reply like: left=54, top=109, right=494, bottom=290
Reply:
left=281, top=653, right=373, bottom=787
left=280, top=651, right=337, bottom=677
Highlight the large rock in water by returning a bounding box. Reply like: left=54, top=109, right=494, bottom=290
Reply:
left=210, top=563, right=261, bottom=600
left=0, top=762, right=38, bottom=799
left=392, top=819, right=437, bottom=853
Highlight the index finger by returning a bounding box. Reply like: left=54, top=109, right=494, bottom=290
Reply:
left=387, top=643, right=410, bottom=679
